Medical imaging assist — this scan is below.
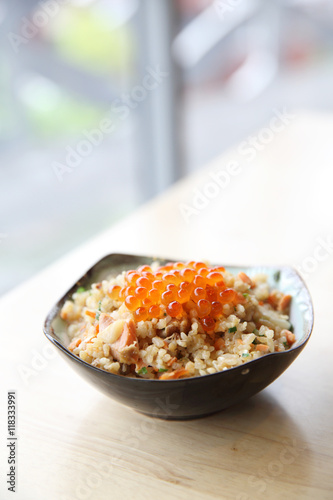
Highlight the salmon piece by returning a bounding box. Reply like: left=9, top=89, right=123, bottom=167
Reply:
left=256, top=344, right=269, bottom=352
left=98, top=315, right=125, bottom=344
left=159, top=368, right=189, bottom=380
left=99, top=313, right=113, bottom=332
left=110, top=319, right=139, bottom=364
left=267, top=292, right=279, bottom=308
left=135, top=359, right=147, bottom=370
left=281, top=329, right=296, bottom=345
left=98, top=314, right=138, bottom=363
left=85, top=310, right=96, bottom=319
left=235, top=292, right=246, bottom=305
left=68, top=338, right=81, bottom=350
left=214, top=338, right=225, bottom=351
left=287, top=332, right=296, bottom=345
left=238, top=272, right=253, bottom=288
left=278, top=295, right=292, bottom=313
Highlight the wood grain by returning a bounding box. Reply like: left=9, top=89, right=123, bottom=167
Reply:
left=1, top=112, right=333, bottom=500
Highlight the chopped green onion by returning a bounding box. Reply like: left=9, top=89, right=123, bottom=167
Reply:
left=243, top=293, right=249, bottom=298
left=158, top=368, right=168, bottom=373
left=95, top=301, right=102, bottom=321
left=289, top=324, right=294, bottom=333
left=283, top=342, right=288, bottom=348
left=242, top=353, right=250, bottom=357
left=253, top=328, right=259, bottom=335
left=252, top=338, right=259, bottom=345
left=228, top=326, right=237, bottom=333
left=138, top=367, right=148, bottom=375
left=273, top=270, right=281, bottom=282
left=76, top=286, right=86, bottom=293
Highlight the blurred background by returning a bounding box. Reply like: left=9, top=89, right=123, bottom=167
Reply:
left=0, top=0, right=333, bottom=295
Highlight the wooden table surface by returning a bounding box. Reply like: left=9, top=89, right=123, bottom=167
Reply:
left=1, top=112, right=333, bottom=500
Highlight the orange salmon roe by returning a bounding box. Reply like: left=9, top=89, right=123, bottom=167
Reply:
left=127, top=272, right=140, bottom=285
left=125, top=270, right=136, bottom=280
left=164, top=273, right=179, bottom=285
left=152, top=280, right=165, bottom=292
left=180, top=281, right=193, bottom=293
left=134, top=307, right=148, bottom=322
left=161, top=290, right=175, bottom=304
left=167, top=301, right=183, bottom=317
left=194, top=262, right=207, bottom=270
left=206, top=272, right=223, bottom=285
left=193, top=275, right=206, bottom=288
left=211, top=301, right=223, bottom=317
left=125, top=286, right=135, bottom=297
left=119, top=262, right=250, bottom=335
left=149, top=304, right=161, bottom=318
left=142, top=271, right=154, bottom=281
left=125, top=295, right=140, bottom=311
left=213, top=266, right=226, bottom=272
left=181, top=268, right=195, bottom=282
left=148, top=288, right=160, bottom=303
left=108, top=285, right=121, bottom=300
left=197, top=299, right=212, bottom=317
left=201, top=316, right=215, bottom=333
left=136, top=276, right=151, bottom=289
left=177, top=288, right=191, bottom=304
left=137, top=265, right=152, bottom=273
left=185, top=261, right=196, bottom=268
left=142, top=297, right=153, bottom=308
left=219, top=289, right=237, bottom=304
left=135, top=286, right=148, bottom=300
left=192, top=287, right=205, bottom=302
left=174, top=262, right=185, bottom=269
left=206, top=287, right=217, bottom=302
left=198, top=267, right=209, bottom=278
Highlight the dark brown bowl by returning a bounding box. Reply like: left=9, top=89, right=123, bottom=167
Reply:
left=43, top=254, right=314, bottom=420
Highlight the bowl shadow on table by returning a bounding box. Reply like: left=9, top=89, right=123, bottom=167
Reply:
left=64, top=391, right=312, bottom=500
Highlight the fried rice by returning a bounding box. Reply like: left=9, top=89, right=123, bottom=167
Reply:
left=60, top=261, right=294, bottom=380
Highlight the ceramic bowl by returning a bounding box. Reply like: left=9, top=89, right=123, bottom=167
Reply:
left=43, top=254, right=314, bottom=420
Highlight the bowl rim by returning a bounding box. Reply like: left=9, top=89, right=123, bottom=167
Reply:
left=43, top=253, right=314, bottom=384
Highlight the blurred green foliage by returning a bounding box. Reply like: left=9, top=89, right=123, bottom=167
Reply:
left=51, top=5, right=133, bottom=74
left=15, top=4, right=134, bottom=139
